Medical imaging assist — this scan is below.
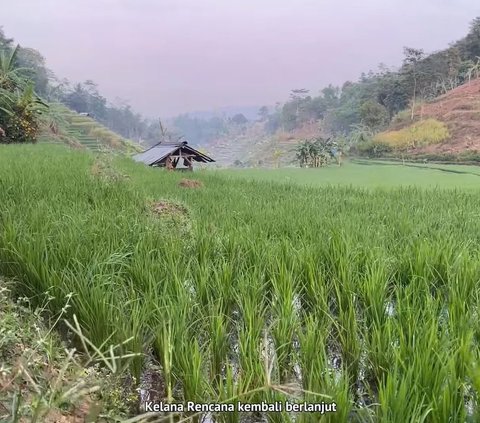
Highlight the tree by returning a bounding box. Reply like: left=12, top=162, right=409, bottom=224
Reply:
left=290, top=88, right=309, bottom=101
left=402, top=47, right=425, bottom=120
left=83, top=80, right=107, bottom=119
left=64, top=83, right=88, bottom=113
left=272, top=149, right=283, bottom=168
left=294, top=140, right=310, bottom=167
left=359, top=100, right=389, bottom=130
left=231, top=113, right=248, bottom=125
left=158, top=118, right=183, bottom=143
left=258, top=106, right=269, bottom=121
left=16, top=47, right=49, bottom=96
left=0, top=83, right=47, bottom=143
left=0, top=45, right=27, bottom=91
left=0, top=43, right=47, bottom=144
left=457, top=17, right=480, bottom=60
left=281, top=101, right=298, bottom=131
left=466, top=57, right=480, bottom=82
left=0, top=28, right=14, bottom=52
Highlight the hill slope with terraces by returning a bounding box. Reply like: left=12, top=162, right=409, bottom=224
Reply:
left=204, top=121, right=322, bottom=167
left=38, top=104, right=142, bottom=155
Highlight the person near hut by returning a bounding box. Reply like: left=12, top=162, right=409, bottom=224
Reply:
left=166, top=156, right=174, bottom=171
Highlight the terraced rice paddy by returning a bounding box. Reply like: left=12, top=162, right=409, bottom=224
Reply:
left=2, top=144, right=480, bottom=422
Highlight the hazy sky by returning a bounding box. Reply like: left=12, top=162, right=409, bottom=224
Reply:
left=3, top=0, right=479, bottom=117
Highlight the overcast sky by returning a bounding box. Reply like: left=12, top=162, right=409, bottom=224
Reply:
left=3, top=0, right=479, bottom=117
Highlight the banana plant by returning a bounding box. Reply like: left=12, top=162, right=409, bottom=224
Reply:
left=0, top=45, right=28, bottom=91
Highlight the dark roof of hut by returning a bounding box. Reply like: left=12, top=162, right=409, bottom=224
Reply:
left=133, top=141, right=215, bottom=166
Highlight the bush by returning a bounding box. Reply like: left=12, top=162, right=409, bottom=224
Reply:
left=2, top=107, right=39, bottom=144
left=355, top=141, right=393, bottom=157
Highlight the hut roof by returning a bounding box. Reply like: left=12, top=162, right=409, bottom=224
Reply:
left=133, top=141, right=215, bottom=166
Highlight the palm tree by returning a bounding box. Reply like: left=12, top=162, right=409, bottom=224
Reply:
left=0, top=45, right=27, bottom=91
left=0, top=87, right=14, bottom=137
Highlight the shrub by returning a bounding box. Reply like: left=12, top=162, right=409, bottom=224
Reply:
left=355, top=141, right=393, bottom=157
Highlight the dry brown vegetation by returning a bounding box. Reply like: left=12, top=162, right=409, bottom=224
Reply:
left=399, top=78, right=480, bottom=155
left=151, top=200, right=189, bottom=218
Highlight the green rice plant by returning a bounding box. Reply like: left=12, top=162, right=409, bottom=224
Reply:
left=363, top=319, right=395, bottom=390
left=332, top=297, right=362, bottom=391
left=214, top=364, right=240, bottom=423
left=270, top=259, right=298, bottom=383
left=207, top=301, right=230, bottom=387
left=236, top=276, right=267, bottom=399
left=176, top=338, right=205, bottom=422
left=3, top=144, right=480, bottom=420
left=153, top=321, right=174, bottom=402
left=377, top=366, right=432, bottom=423
left=297, top=249, right=330, bottom=315
left=297, top=316, right=329, bottom=394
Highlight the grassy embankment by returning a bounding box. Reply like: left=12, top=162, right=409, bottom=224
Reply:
left=38, top=103, right=142, bottom=154
left=2, top=144, right=480, bottom=422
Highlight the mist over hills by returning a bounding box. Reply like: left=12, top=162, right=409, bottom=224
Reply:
left=172, top=105, right=266, bottom=122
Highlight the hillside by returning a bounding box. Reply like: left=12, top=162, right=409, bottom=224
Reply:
left=204, top=121, right=322, bottom=167
left=38, top=103, right=142, bottom=154
left=414, top=78, right=480, bottom=155
left=370, top=78, right=480, bottom=161
left=203, top=77, right=480, bottom=167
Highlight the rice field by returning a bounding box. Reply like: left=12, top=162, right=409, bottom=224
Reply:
left=218, top=159, right=480, bottom=189
left=2, top=144, right=480, bottom=422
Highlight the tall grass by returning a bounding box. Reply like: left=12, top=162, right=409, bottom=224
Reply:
left=374, top=118, right=450, bottom=148
left=2, top=144, right=480, bottom=421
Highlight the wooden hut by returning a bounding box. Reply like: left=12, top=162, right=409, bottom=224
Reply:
left=133, top=141, right=215, bottom=171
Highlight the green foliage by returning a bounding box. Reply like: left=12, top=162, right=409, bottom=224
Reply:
left=294, top=137, right=339, bottom=167
left=0, top=45, right=27, bottom=91
left=15, top=47, right=49, bottom=96
left=0, top=64, right=47, bottom=144
left=456, top=17, right=480, bottom=60
left=359, top=99, right=389, bottom=130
